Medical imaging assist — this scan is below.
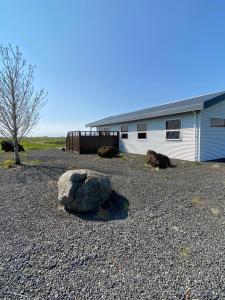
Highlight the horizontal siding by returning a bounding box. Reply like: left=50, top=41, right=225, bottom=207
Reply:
left=200, top=99, right=225, bottom=161
left=98, top=112, right=197, bottom=161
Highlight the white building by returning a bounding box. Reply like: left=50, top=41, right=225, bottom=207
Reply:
left=86, top=91, right=225, bottom=161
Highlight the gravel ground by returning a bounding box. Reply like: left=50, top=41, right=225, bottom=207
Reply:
left=0, top=149, right=225, bottom=300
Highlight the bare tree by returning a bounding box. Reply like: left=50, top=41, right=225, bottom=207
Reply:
left=0, top=45, right=46, bottom=164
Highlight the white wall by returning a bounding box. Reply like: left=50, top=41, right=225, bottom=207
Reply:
left=98, top=112, right=198, bottom=161
left=200, top=99, right=225, bottom=161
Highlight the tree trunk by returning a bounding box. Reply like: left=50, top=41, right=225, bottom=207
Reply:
left=14, top=138, right=20, bottom=165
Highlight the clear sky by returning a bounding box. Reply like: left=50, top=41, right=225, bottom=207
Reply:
left=1, top=0, right=225, bottom=136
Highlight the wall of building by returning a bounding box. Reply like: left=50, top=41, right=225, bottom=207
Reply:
left=200, top=99, right=225, bottom=161
left=98, top=112, right=198, bottom=161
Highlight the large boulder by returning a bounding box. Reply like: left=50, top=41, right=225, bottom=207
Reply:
left=58, top=169, right=111, bottom=212
left=146, top=150, right=171, bottom=169
left=97, top=146, right=119, bottom=158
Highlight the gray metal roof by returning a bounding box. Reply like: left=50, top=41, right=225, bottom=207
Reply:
left=86, top=91, right=225, bottom=127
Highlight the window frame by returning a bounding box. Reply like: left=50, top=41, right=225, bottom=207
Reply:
left=165, top=118, right=182, bottom=141
left=121, top=124, right=128, bottom=132
left=136, top=123, right=148, bottom=140
left=137, top=123, right=147, bottom=132
left=210, top=117, right=225, bottom=127
left=121, top=133, right=128, bottom=139
left=137, top=132, right=147, bottom=140
left=120, top=124, right=128, bottom=140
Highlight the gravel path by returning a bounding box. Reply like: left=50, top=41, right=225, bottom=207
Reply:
left=0, top=149, right=225, bottom=299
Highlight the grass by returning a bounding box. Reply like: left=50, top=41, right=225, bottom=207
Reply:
left=210, top=207, right=220, bottom=216
left=179, top=246, right=190, bottom=258
left=0, top=156, right=42, bottom=167
left=119, top=154, right=129, bottom=161
left=0, top=159, right=14, bottom=168
left=192, top=196, right=204, bottom=206
left=24, top=159, right=42, bottom=166
left=0, top=136, right=66, bottom=153
left=20, top=137, right=66, bottom=151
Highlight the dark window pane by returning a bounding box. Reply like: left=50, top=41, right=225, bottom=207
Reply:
left=166, top=131, right=180, bottom=140
left=121, top=133, right=128, bottom=139
left=166, top=119, right=181, bottom=130
left=210, top=118, right=225, bottom=127
left=137, top=123, right=147, bottom=131
left=138, top=132, right=147, bottom=139
left=121, top=125, right=128, bottom=132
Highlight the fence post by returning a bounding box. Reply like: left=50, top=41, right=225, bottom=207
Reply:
left=79, top=131, right=81, bottom=153
left=99, top=131, right=101, bottom=149
left=71, top=131, right=73, bottom=151
left=69, top=132, right=71, bottom=151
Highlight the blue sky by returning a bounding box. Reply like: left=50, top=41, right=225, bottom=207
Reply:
left=1, top=0, right=225, bottom=136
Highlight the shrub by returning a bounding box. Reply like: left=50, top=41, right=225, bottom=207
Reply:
left=1, top=141, right=14, bottom=152
left=97, top=146, right=119, bottom=158
left=1, top=140, right=25, bottom=152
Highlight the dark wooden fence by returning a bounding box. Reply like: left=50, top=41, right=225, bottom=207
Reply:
left=66, top=131, right=119, bottom=154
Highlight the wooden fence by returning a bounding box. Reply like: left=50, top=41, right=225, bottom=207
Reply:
left=66, top=131, right=119, bottom=154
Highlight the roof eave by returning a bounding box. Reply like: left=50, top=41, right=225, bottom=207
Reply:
left=204, top=93, right=225, bottom=109
left=86, top=104, right=203, bottom=127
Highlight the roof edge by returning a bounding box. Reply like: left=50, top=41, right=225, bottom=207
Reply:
left=86, top=104, right=203, bottom=127
left=86, top=91, right=225, bottom=128
left=204, top=93, right=225, bottom=108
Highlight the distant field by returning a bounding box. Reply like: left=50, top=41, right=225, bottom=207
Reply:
left=0, top=137, right=66, bottom=152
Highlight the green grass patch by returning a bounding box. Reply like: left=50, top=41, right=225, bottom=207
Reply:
left=24, top=159, right=42, bottom=166
left=0, top=159, right=14, bottom=168
left=179, top=247, right=190, bottom=258
left=21, top=137, right=66, bottom=151
left=0, top=136, right=66, bottom=153
left=192, top=196, right=204, bottom=206
left=119, top=154, right=129, bottom=161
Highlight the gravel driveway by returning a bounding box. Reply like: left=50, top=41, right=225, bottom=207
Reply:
left=0, top=149, right=225, bottom=300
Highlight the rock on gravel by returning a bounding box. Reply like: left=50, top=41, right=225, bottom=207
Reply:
left=146, top=149, right=171, bottom=169
left=58, top=169, right=111, bottom=212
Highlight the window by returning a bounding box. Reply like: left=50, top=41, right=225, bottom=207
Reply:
left=138, top=132, right=147, bottom=139
left=121, top=125, right=128, bottom=132
left=166, top=131, right=180, bottom=140
left=166, top=119, right=181, bottom=140
left=137, top=123, right=147, bottom=131
left=210, top=118, right=225, bottom=127
left=121, top=133, right=128, bottom=139
left=137, top=123, right=147, bottom=139
left=166, top=119, right=181, bottom=130
left=121, top=125, right=128, bottom=139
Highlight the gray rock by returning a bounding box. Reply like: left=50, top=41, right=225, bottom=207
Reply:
left=58, top=169, right=111, bottom=212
